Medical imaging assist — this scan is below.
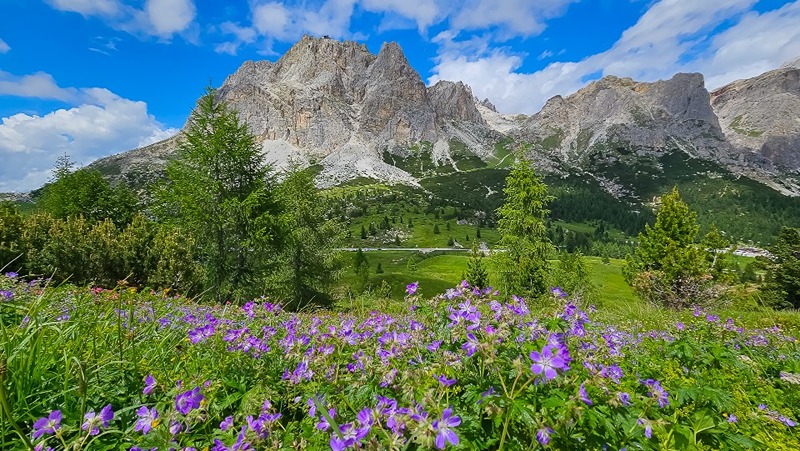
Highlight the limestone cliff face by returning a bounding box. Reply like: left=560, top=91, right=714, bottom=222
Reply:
left=513, top=73, right=735, bottom=165
left=711, top=66, right=800, bottom=174
left=87, top=37, right=800, bottom=197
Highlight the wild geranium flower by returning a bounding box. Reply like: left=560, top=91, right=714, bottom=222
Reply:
left=406, top=282, right=419, bottom=295
left=143, top=374, right=157, bottom=395
left=32, top=410, right=62, bottom=439
left=644, top=379, right=669, bottom=408
left=579, top=383, right=592, bottom=406
left=550, top=286, right=567, bottom=298
left=617, top=392, right=632, bottom=406
left=530, top=345, right=568, bottom=381
left=175, top=387, right=204, bottom=415
left=536, top=427, right=553, bottom=446
left=134, top=406, right=158, bottom=435
left=432, top=408, right=461, bottom=449
left=462, top=333, right=479, bottom=357
left=220, top=416, right=234, bottom=431
left=638, top=418, right=653, bottom=439
left=0, top=290, right=12, bottom=300
left=82, top=404, right=114, bottom=435
left=5, top=271, right=18, bottom=278
left=727, top=414, right=738, bottom=424
left=435, top=374, right=457, bottom=387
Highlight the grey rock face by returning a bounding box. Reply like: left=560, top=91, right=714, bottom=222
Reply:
left=514, top=73, right=733, bottom=164
left=711, top=67, right=800, bottom=173
left=98, top=35, right=496, bottom=186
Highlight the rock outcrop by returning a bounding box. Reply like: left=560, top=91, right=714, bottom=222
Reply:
left=94, top=35, right=494, bottom=186
left=514, top=73, right=735, bottom=165
left=711, top=65, right=800, bottom=174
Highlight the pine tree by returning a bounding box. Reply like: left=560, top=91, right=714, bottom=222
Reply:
left=763, top=227, right=800, bottom=308
left=433, top=223, right=441, bottom=235
left=353, top=248, right=369, bottom=293
left=476, top=228, right=482, bottom=239
left=624, top=187, right=708, bottom=307
left=272, top=167, right=344, bottom=308
left=154, top=86, right=278, bottom=302
left=360, top=225, right=367, bottom=239
left=376, top=262, right=384, bottom=274
left=494, top=159, right=555, bottom=298
left=702, top=224, right=732, bottom=281
left=466, top=241, right=489, bottom=289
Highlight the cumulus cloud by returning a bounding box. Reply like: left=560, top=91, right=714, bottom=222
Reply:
left=430, top=0, right=800, bottom=114
left=214, top=0, right=576, bottom=55
left=0, top=73, right=176, bottom=192
left=448, top=0, right=577, bottom=38
left=45, top=0, right=196, bottom=39
left=145, top=0, right=197, bottom=37
left=0, top=38, right=10, bottom=54
left=46, top=0, right=122, bottom=17
left=0, top=71, right=79, bottom=102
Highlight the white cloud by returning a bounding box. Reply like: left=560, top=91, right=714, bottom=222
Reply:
left=252, top=2, right=293, bottom=39
left=0, top=73, right=176, bottom=192
left=0, top=71, right=79, bottom=102
left=429, top=0, right=800, bottom=114
left=46, top=0, right=196, bottom=39
left=145, top=0, right=197, bottom=37
left=46, top=0, right=123, bottom=17
left=0, top=38, right=10, bottom=54
left=360, top=0, right=439, bottom=31
left=449, top=0, right=577, bottom=38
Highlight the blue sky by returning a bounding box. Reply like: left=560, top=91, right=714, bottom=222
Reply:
left=1, top=0, right=799, bottom=192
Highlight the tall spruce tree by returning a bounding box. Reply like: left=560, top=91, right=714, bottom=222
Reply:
left=466, top=241, right=489, bottom=289
left=271, top=167, right=344, bottom=308
left=763, top=227, right=800, bottom=308
left=155, top=86, right=278, bottom=302
left=494, top=159, right=555, bottom=298
left=624, top=187, right=707, bottom=307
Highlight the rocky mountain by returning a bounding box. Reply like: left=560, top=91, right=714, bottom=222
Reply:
left=94, top=36, right=495, bottom=187
left=90, top=36, right=800, bottom=200
left=711, top=65, right=800, bottom=176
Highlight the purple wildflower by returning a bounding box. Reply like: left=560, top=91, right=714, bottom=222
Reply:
left=220, top=416, right=234, bottom=431
left=435, top=374, right=457, bottom=387
left=536, top=427, right=553, bottom=446
left=134, top=406, right=158, bottom=435
left=143, top=374, right=156, bottom=395
left=175, top=387, right=204, bottom=415
left=644, top=379, right=669, bottom=408
left=727, top=414, right=737, bottom=424
left=0, top=290, right=12, bottom=300
left=529, top=345, right=568, bottom=381
left=5, top=271, right=18, bottom=278
left=638, top=418, right=653, bottom=439
left=550, top=286, right=567, bottom=298
left=579, top=383, right=592, bottom=406
left=406, top=281, right=419, bottom=295
left=32, top=410, right=61, bottom=439
left=617, top=392, right=632, bottom=406
left=432, top=408, right=461, bottom=449
left=81, top=404, right=113, bottom=436
left=462, top=333, right=479, bottom=357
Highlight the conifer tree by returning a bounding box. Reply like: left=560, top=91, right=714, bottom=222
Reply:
left=353, top=248, right=369, bottom=293
left=272, top=167, right=344, bottom=308
left=763, top=227, right=800, bottom=308
left=494, top=159, right=555, bottom=298
left=154, top=86, right=278, bottom=302
left=466, top=241, right=489, bottom=289
left=624, top=187, right=708, bottom=307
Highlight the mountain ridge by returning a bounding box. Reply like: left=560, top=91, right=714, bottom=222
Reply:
left=87, top=36, right=800, bottom=198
